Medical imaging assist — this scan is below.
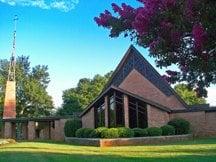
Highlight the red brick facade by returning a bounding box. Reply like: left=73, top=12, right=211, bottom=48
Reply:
left=3, top=81, right=16, bottom=119
left=2, top=119, right=68, bottom=141
left=147, top=105, right=170, bottom=127
left=205, top=112, right=216, bottom=136
left=105, top=96, right=109, bottom=127
left=123, top=94, right=129, bottom=128
left=171, top=111, right=205, bottom=136
left=170, top=111, right=216, bottom=136
left=119, top=69, right=185, bottom=110
left=82, top=108, right=95, bottom=128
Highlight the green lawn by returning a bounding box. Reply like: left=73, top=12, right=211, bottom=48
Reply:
left=0, top=138, right=216, bottom=162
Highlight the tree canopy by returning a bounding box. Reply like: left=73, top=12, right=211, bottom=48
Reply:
left=56, top=71, right=113, bottom=116
left=0, top=56, right=54, bottom=118
left=174, top=84, right=206, bottom=105
left=94, top=0, right=216, bottom=97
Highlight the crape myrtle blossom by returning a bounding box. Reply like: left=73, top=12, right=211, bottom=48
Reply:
left=94, top=0, right=216, bottom=97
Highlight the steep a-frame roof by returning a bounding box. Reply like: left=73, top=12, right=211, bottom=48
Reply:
left=81, top=45, right=188, bottom=117
left=104, top=45, right=187, bottom=107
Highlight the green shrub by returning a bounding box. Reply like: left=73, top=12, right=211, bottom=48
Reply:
left=146, top=127, right=162, bottom=136
left=117, top=127, right=134, bottom=138
left=89, top=127, right=108, bottom=138
left=89, top=129, right=98, bottom=138
left=168, top=118, right=190, bottom=135
left=132, top=128, right=148, bottom=137
left=161, top=125, right=175, bottom=136
left=75, top=128, right=95, bottom=138
left=83, top=128, right=95, bottom=138
left=101, top=128, right=119, bottom=138
left=75, top=128, right=85, bottom=138
left=64, top=119, right=82, bottom=137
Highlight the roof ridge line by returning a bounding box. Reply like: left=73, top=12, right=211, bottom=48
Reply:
left=131, top=46, right=188, bottom=108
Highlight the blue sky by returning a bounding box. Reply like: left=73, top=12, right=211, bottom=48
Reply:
left=0, top=0, right=215, bottom=107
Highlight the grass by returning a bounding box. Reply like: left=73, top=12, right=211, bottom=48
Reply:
left=0, top=137, right=216, bottom=162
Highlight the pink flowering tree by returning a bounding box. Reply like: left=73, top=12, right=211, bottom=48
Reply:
left=94, top=0, right=216, bottom=97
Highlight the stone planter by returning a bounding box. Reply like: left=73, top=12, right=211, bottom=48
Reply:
left=65, top=134, right=193, bottom=147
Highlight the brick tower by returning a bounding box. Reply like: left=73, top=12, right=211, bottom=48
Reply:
left=3, top=15, right=18, bottom=119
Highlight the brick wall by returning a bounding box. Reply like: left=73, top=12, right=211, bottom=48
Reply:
left=52, top=119, right=67, bottom=141
left=123, top=95, right=129, bottom=128
left=204, top=112, right=216, bottom=136
left=81, top=107, right=95, bottom=128
left=28, top=121, right=36, bottom=140
left=147, top=105, right=170, bottom=127
left=170, top=111, right=206, bottom=136
left=3, top=81, right=16, bottom=119
left=4, top=122, right=12, bottom=138
left=119, top=69, right=185, bottom=110
left=39, top=123, right=50, bottom=140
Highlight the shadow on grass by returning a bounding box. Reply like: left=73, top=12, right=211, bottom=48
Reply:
left=0, top=151, right=216, bottom=162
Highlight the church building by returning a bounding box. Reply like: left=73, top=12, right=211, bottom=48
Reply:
left=81, top=45, right=216, bottom=136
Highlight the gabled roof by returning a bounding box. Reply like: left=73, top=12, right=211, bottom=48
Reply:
left=104, top=45, right=188, bottom=107
left=80, top=45, right=189, bottom=117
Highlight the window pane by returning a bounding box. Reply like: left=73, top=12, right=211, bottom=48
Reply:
left=97, top=104, right=105, bottom=127
left=129, top=106, right=137, bottom=128
left=109, top=101, right=115, bottom=127
left=138, top=103, right=147, bottom=128
left=116, top=103, right=124, bottom=127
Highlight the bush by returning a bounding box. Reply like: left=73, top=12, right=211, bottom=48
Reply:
left=89, top=129, right=98, bottom=138
left=117, top=127, right=134, bottom=138
left=132, top=128, right=148, bottom=137
left=161, top=125, right=175, bottom=136
left=64, top=119, right=82, bottom=137
left=75, top=128, right=95, bottom=138
left=101, top=128, right=119, bottom=138
left=146, top=127, right=162, bottom=136
left=168, top=118, right=190, bottom=135
left=89, top=127, right=108, bottom=138
left=75, top=128, right=85, bottom=138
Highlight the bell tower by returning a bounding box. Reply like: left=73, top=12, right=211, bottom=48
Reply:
left=3, top=15, right=18, bottom=119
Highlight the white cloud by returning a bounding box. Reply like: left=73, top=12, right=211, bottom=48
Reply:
left=0, top=0, right=79, bottom=12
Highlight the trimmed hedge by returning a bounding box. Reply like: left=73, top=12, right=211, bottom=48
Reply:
left=75, top=128, right=95, bottom=138
left=101, top=128, right=119, bottom=138
left=64, top=119, right=82, bottom=137
left=132, top=128, right=148, bottom=137
left=161, top=125, right=175, bottom=136
left=118, top=127, right=134, bottom=138
left=146, top=127, right=162, bottom=136
left=89, top=127, right=108, bottom=138
left=73, top=121, right=190, bottom=138
left=168, top=118, right=190, bottom=135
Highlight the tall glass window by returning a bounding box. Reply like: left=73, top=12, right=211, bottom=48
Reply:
left=115, top=94, right=124, bottom=127
left=137, top=102, right=148, bottom=128
left=129, top=97, right=147, bottom=128
left=108, top=92, right=124, bottom=127
left=129, top=100, right=137, bottom=128
left=97, top=104, right=105, bottom=127
left=109, top=95, right=115, bottom=127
